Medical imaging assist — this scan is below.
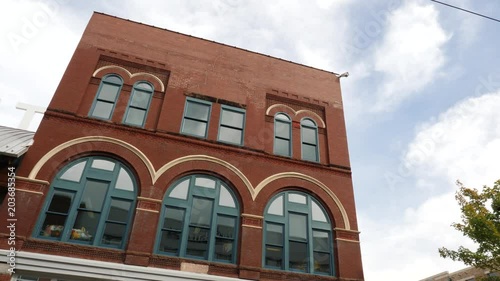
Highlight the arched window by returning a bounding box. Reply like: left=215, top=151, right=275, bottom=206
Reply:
left=301, top=118, right=319, bottom=162
left=123, top=81, right=154, bottom=127
left=274, top=113, right=292, bottom=157
left=35, top=156, right=137, bottom=249
left=89, top=74, right=123, bottom=120
left=263, top=191, right=334, bottom=275
left=156, top=174, right=239, bottom=263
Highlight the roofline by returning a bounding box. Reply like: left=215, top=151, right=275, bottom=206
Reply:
left=92, top=12, right=341, bottom=76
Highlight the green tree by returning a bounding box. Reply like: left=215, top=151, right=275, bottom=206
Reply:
left=439, top=180, right=500, bottom=273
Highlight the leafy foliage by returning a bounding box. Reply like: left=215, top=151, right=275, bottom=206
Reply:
left=439, top=180, right=500, bottom=272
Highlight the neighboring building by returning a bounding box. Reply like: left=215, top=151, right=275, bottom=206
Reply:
left=0, top=126, right=35, bottom=205
left=0, top=12, right=363, bottom=281
left=421, top=267, right=500, bottom=281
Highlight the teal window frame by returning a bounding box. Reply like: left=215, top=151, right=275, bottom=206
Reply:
left=89, top=74, right=123, bottom=120
left=300, top=118, right=319, bottom=162
left=217, top=105, right=246, bottom=146
left=155, top=174, right=240, bottom=264
left=123, top=81, right=154, bottom=127
left=263, top=191, right=335, bottom=276
left=34, top=156, right=137, bottom=250
left=180, top=97, right=212, bottom=138
left=274, top=113, right=292, bottom=157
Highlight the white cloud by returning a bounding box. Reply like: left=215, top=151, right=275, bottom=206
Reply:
left=372, top=1, right=450, bottom=112
left=0, top=0, right=80, bottom=130
left=362, top=89, right=500, bottom=280
left=360, top=191, right=469, bottom=281
left=404, top=90, right=500, bottom=188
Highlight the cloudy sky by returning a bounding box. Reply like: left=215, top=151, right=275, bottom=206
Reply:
left=1, top=0, right=499, bottom=280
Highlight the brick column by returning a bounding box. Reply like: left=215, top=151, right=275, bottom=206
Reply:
left=238, top=214, right=263, bottom=280
left=335, top=228, right=364, bottom=280
left=124, top=196, right=161, bottom=266
left=0, top=177, right=49, bottom=250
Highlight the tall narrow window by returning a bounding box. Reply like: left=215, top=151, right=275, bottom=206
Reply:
left=123, top=81, right=154, bottom=127
left=218, top=105, right=245, bottom=145
left=156, top=175, right=239, bottom=263
left=89, top=74, right=123, bottom=120
left=181, top=98, right=212, bottom=138
left=35, top=157, right=136, bottom=249
left=263, top=191, right=334, bottom=276
left=274, top=113, right=292, bottom=157
left=301, top=118, right=319, bottom=162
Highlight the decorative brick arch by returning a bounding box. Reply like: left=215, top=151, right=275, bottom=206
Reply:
left=253, top=172, right=349, bottom=230
left=93, top=65, right=165, bottom=92
left=28, top=136, right=155, bottom=191
left=152, top=155, right=254, bottom=207
left=266, top=104, right=325, bottom=128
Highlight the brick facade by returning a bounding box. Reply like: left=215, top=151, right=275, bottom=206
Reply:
left=0, top=12, right=363, bottom=281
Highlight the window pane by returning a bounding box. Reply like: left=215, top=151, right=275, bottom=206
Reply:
left=107, top=199, right=131, bottom=223
left=274, top=138, right=290, bottom=156
left=302, top=144, right=318, bottom=162
left=289, top=241, right=308, bottom=272
left=302, top=127, right=317, bottom=144
left=60, top=161, right=86, bottom=182
left=312, top=201, right=327, bottom=222
left=219, top=184, right=236, bottom=208
left=80, top=180, right=109, bottom=211
left=101, top=222, right=126, bottom=246
left=91, top=159, right=115, bottom=171
left=169, top=179, right=190, bottom=199
left=219, top=127, right=242, bottom=144
left=217, top=216, right=235, bottom=239
left=221, top=109, right=244, bottom=128
left=275, top=113, right=290, bottom=121
left=313, top=252, right=331, bottom=274
left=98, top=84, right=120, bottom=102
left=135, top=82, right=153, bottom=91
left=265, top=246, right=283, bottom=268
left=313, top=231, right=330, bottom=252
left=266, top=223, right=283, bottom=246
left=289, top=213, right=307, bottom=241
left=124, top=108, right=146, bottom=126
left=16, top=276, right=39, bottom=281
left=48, top=191, right=74, bottom=213
left=267, top=195, right=283, bottom=216
left=91, top=101, right=113, bottom=119
left=164, top=207, right=185, bottom=231
left=186, top=226, right=209, bottom=258
left=71, top=211, right=99, bottom=242
left=130, top=90, right=151, bottom=109
left=115, top=168, right=134, bottom=191
left=160, top=230, right=182, bottom=253
left=41, top=214, right=66, bottom=238
left=103, top=75, right=122, bottom=84
left=182, top=119, right=207, bottom=137
left=301, top=119, right=316, bottom=127
left=215, top=238, right=233, bottom=261
left=194, top=177, right=216, bottom=189
left=190, top=198, right=213, bottom=227
left=185, top=101, right=210, bottom=120
left=289, top=193, right=306, bottom=204
left=275, top=121, right=290, bottom=139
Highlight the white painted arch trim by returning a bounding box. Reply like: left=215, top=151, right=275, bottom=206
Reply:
left=254, top=172, right=350, bottom=230
left=93, top=65, right=165, bottom=92
left=0, top=250, right=249, bottom=281
left=28, top=137, right=253, bottom=198
left=266, top=104, right=326, bottom=128
left=28, top=136, right=156, bottom=182
left=155, top=155, right=253, bottom=196
left=28, top=138, right=348, bottom=228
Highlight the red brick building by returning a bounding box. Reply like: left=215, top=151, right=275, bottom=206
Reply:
left=0, top=12, right=363, bottom=281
